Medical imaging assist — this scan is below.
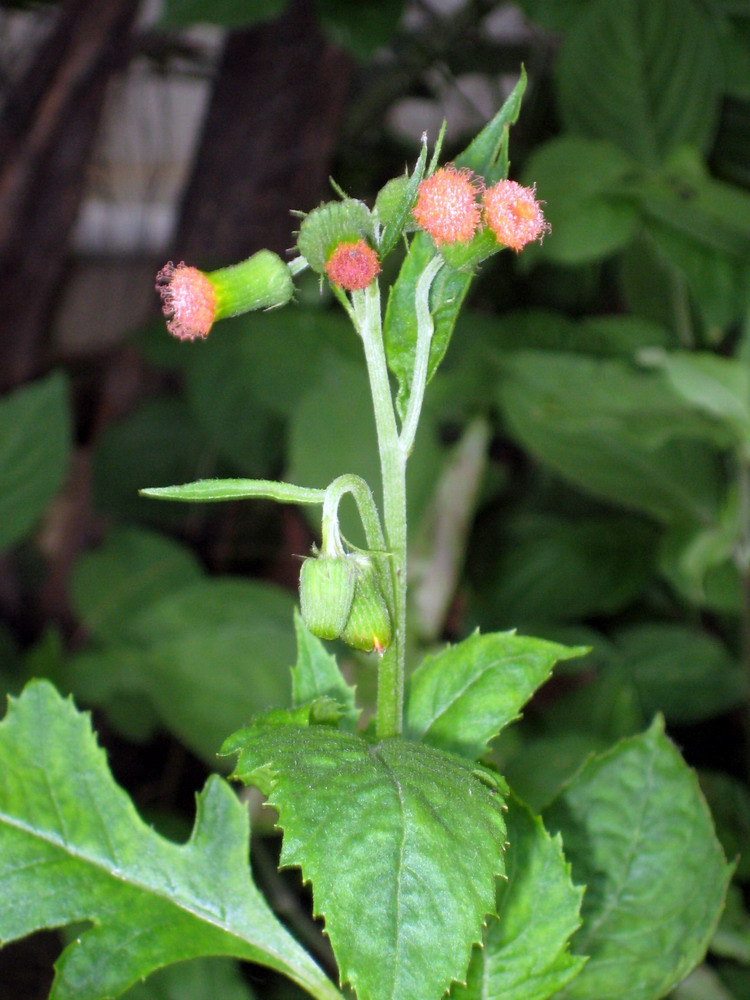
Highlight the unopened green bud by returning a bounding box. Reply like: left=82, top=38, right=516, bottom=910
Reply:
left=299, top=555, right=356, bottom=641
left=296, top=199, right=374, bottom=274
left=340, top=557, right=392, bottom=654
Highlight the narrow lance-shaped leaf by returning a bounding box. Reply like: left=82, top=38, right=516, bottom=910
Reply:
left=140, top=478, right=326, bottom=504
left=404, top=631, right=587, bottom=760
left=451, top=794, right=586, bottom=1000
left=384, top=70, right=527, bottom=419
left=0, top=681, right=341, bottom=1000
left=544, top=717, right=732, bottom=1000
left=225, top=723, right=506, bottom=1000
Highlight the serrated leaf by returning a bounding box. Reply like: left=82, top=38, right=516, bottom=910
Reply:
left=291, top=610, right=360, bottom=731
left=384, top=71, right=527, bottom=419
left=0, top=681, right=340, bottom=1000
left=404, top=631, right=587, bottom=760
left=225, top=725, right=506, bottom=1000
left=545, top=718, right=732, bottom=1000
left=451, top=795, right=586, bottom=1000
left=0, top=371, right=71, bottom=552
left=555, top=0, right=723, bottom=164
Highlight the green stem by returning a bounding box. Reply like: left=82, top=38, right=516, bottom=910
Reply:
left=321, top=474, right=386, bottom=555
left=400, top=256, right=444, bottom=455
left=353, top=282, right=407, bottom=739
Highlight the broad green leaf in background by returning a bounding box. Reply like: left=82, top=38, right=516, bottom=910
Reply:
left=122, top=957, right=255, bottom=1000
left=497, top=351, right=726, bottom=525
left=499, top=732, right=609, bottom=814
left=451, top=795, right=585, bottom=1000
left=711, top=885, right=750, bottom=966
left=290, top=610, right=360, bottom=732
left=161, top=0, right=284, bottom=28
left=555, top=0, right=723, bottom=164
left=403, top=631, right=586, bottom=760
left=318, top=0, right=406, bottom=59
left=699, top=770, right=750, bottom=883
left=0, top=371, right=70, bottom=553
left=475, top=513, right=657, bottom=627
left=521, top=137, right=639, bottom=265
left=613, top=623, right=745, bottom=724
left=545, top=718, right=732, bottom=1000
left=287, top=358, right=443, bottom=543
left=66, top=578, right=297, bottom=764
left=226, top=724, right=506, bottom=1000
left=384, top=70, right=527, bottom=419
left=71, top=526, right=203, bottom=645
left=0, top=681, right=340, bottom=1000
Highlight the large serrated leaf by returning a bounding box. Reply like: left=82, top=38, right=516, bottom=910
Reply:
left=384, top=71, right=527, bottom=420
left=451, top=795, right=585, bottom=1000
left=0, top=681, right=340, bottom=1000
left=555, top=0, right=723, bottom=164
left=225, top=725, right=506, bottom=1000
left=404, top=631, right=586, bottom=760
left=545, top=717, right=732, bottom=1000
left=0, top=371, right=71, bottom=553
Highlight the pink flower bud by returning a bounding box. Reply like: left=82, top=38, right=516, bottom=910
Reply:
left=324, top=239, right=381, bottom=291
left=155, top=262, right=217, bottom=341
left=482, top=180, right=549, bottom=252
left=412, top=165, right=482, bottom=246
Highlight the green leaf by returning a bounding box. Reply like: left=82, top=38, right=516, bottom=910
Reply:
left=614, top=623, right=746, bottom=724
left=0, top=371, right=71, bottom=552
left=699, top=770, right=750, bottom=882
left=384, top=71, right=527, bottom=419
left=451, top=795, right=586, bottom=1000
left=555, top=0, right=723, bottom=164
left=71, top=526, right=203, bottom=644
left=225, top=725, right=506, bottom=1000
left=0, top=680, right=340, bottom=1000
left=141, top=479, right=325, bottom=505
left=290, top=610, right=360, bottom=731
left=545, top=718, right=732, bottom=1000
left=161, top=0, right=284, bottom=28
left=497, top=351, right=726, bottom=525
left=122, top=957, right=255, bottom=1000
left=319, top=0, right=406, bottom=59
left=404, top=631, right=587, bottom=760
left=521, top=137, right=639, bottom=265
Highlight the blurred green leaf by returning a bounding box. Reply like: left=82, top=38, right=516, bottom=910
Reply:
left=700, top=770, right=750, bottom=882
left=0, top=371, right=70, bottom=552
left=161, top=0, right=284, bottom=29
left=71, top=526, right=203, bottom=644
left=555, top=0, right=723, bottom=164
left=501, top=733, right=608, bottom=814
left=122, top=957, right=255, bottom=1000
left=451, top=794, right=585, bottom=1000
left=711, top=885, right=750, bottom=964
left=545, top=718, right=732, bottom=1000
left=319, top=0, right=406, bottom=59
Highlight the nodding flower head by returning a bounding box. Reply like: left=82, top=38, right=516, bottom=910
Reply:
left=324, top=239, right=381, bottom=291
left=482, top=180, right=549, bottom=252
left=156, top=262, right=217, bottom=341
left=412, top=164, right=483, bottom=246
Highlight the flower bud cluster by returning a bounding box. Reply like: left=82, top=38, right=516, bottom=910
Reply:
left=412, top=165, right=549, bottom=253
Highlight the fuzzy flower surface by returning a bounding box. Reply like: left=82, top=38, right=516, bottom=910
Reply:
left=155, top=261, right=216, bottom=340
left=325, top=239, right=381, bottom=291
left=483, top=179, right=549, bottom=252
left=412, top=164, right=482, bottom=246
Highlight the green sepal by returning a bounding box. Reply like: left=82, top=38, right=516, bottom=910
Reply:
left=340, top=556, right=392, bottom=653
left=209, top=250, right=294, bottom=318
left=299, top=556, right=356, bottom=641
left=297, top=199, right=375, bottom=273
left=376, top=136, right=429, bottom=257
left=439, top=226, right=502, bottom=272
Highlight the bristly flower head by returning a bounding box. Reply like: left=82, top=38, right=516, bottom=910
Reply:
left=412, top=164, right=483, bottom=246
left=155, top=262, right=216, bottom=341
left=325, top=239, right=381, bottom=291
left=482, top=179, right=549, bottom=252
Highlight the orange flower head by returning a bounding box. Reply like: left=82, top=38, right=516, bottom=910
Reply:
left=325, top=239, right=381, bottom=291
left=155, top=261, right=217, bottom=341
left=412, top=165, right=482, bottom=246
left=482, top=180, right=549, bottom=252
